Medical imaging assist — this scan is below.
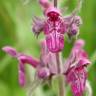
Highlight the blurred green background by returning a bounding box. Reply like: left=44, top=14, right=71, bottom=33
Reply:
left=0, top=0, right=96, bottom=96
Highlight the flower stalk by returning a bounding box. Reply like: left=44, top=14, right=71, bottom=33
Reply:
left=56, top=53, right=64, bottom=96
left=54, top=0, right=57, bottom=7
left=56, top=53, right=61, bottom=73
left=58, top=75, right=64, bottom=96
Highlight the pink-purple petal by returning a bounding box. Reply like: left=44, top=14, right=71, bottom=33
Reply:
left=2, top=46, right=17, bottom=57
left=39, top=0, right=51, bottom=9
left=40, top=40, right=58, bottom=74
left=19, top=61, right=26, bottom=86
left=64, top=39, right=90, bottom=96
left=73, top=39, right=85, bottom=49
left=32, top=17, right=45, bottom=37
left=18, top=55, right=39, bottom=68
left=66, top=67, right=87, bottom=96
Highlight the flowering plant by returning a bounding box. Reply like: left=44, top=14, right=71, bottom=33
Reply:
left=2, top=0, right=92, bottom=96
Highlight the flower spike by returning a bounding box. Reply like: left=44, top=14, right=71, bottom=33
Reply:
left=2, top=0, right=92, bottom=96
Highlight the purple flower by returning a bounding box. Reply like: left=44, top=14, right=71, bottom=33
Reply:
left=64, top=39, right=91, bottom=96
left=2, top=46, right=17, bottom=57
left=32, top=16, right=45, bottom=37
left=37, top=67, right=50, bottom=79
left=64, top=16, right=82, bottom=39
left=2, top=46, right=39, bottom=86
left=2, top=40, right=58, bottom=86
left=43, top=9, right=66, bottom=52
left=39, top=40, right=58, bottom=74
left=32, top=0, right=82, bottom=53
left=2, top=0, right=91, bottom=95
left=32, top=7, right=66, bottom=53
left=2, top=39, right=91, bottom=95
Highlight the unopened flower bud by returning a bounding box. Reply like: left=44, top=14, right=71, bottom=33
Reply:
left=32, top=16, right=45, bottom=37
left=74, top=16, right=82, bottom=26
left=37, top=67, right=50, bottom=79
left=39, top=0, right=51, bottom=9
left=71, top=24, right=79, bottom=35
left=2, top=46, right=17, bottom=57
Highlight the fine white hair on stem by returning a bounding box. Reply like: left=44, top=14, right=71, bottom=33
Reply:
left=26, top=79, right=43, bottom=96
left=63, top=0, right=83, bottom=25
left=86, top=80, right=92, bottom=96
left=20, top=0, right=30, bottom=5
left=72, top=0, right=83, bottom=16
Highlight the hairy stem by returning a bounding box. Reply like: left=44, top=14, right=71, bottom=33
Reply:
left=56, top=53, right=64, bottom=96
left=56, top=53, right=61, bottom=73
left=58, top=75, right=64, bottom=96
left=54, top=0, right=57, bottom=7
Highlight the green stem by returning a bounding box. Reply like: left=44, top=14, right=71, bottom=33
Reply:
left=56, top=53, right=64, bottom=96
left=58, top=75, right=64, bottom=96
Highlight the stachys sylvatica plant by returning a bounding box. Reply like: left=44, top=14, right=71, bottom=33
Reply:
left=2, top=0, right=92, bottom=96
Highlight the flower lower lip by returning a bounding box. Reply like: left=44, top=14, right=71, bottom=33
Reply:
left=50, top=49, right=59, bottom=53
left=48, top=47, right=61, bottom=53
left=46, top=39, right=64, bottom=53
